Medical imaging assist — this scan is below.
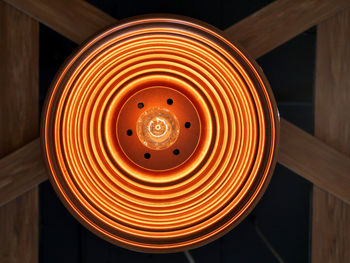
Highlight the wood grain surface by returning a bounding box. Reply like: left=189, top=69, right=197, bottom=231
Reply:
left=0, top=1, right=39, bottom=262
left=3, top=0, right=116, bottom=44
left=0, top=139, right=47, bottom=207
left=312, top=10, right=350, bottom=263
left=278, top=118, right=350, bottom=205
left=225, top=0, right=350, bottom=58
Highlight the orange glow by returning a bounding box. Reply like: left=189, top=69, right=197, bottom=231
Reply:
left=41, top=16, right=279, bottom=253
left=136, top=106, right=180, bottom=150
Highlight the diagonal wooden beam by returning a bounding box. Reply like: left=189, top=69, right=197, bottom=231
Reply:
left=1, top=0, right=350, bottom=207
left=0, top=139, right=47, bottom=207
left=3, top=0, right=116, bottom=44
left=278, top=119, right=350, bottom=205
left=225, top=0, right=350, bottom=58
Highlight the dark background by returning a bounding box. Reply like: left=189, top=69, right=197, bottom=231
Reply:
left=39, top=1, right=314, bottom=262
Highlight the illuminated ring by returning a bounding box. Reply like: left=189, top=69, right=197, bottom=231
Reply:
left=41, top=15, right=279, bottom=253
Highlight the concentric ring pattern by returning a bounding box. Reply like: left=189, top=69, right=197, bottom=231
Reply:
left=41, top=16, right=279, bottom=253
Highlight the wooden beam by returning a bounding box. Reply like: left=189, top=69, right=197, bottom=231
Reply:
left=225, top=0, right=350, bottom=58
left=278, top=118, right=350, bottom=205
left=312, top=11, right=350, bottom=263
left=0, top=139, right=47, bottom=207
left=3, top=0, right=116, bottom=44
left=0, top=1, right=39, bottom=262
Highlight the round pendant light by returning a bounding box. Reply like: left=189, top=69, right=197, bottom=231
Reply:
left=41, top=15, right=279, bottom=253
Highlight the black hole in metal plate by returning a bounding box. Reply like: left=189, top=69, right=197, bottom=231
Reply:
left=138, top=102, right=144, bottom=109
left=167, top=98, right=173, bottom=105
left=126, top=129, right=133, bottom=136
left=185, top=122, right=191, bottom=128
left=173, top=149, right=180, bottom=155
left=144, top=153, right=151, bottom=159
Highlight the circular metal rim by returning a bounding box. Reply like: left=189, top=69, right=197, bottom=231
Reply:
left=40, top=14, right=280, bottom=253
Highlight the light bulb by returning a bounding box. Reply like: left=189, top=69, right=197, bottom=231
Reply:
left=136, top=107, right=179, bottom=150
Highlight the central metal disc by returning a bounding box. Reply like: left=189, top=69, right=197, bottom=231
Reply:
left=116, top=87, right=201, bottom=171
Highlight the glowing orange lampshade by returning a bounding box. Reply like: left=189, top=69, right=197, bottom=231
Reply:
left=41, top=15, right=279, bottom=253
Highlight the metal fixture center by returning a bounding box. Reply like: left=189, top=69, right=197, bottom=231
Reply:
left=137, top=107, right=180, bottom=150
